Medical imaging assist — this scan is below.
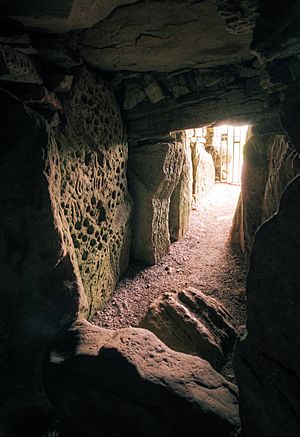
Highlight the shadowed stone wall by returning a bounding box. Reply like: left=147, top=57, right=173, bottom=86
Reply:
left=0, top=67, right=131, bottom=433
left=230, top=133, right=300, bottom=258
left=234, top=174, right=300, bottom=436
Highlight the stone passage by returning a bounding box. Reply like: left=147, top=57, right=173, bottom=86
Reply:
left=128, top=141, right=183, bottom=265
left=52, top=68, right=131, bottom=314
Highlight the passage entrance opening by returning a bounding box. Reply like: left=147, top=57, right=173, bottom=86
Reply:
left=186, top=124, right=250, bottom=194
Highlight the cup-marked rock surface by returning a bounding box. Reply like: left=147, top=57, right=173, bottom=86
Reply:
left=234, top=174, right=300, bottom=436
left=141, top=287, right=237, bottom=371
left=43, top=319, right=240, bottom=437
left=128, top=141, right=183, bottom=265
left=0, top=88, right=86, bottom=435
left=54, top=67, right=132, bottom=314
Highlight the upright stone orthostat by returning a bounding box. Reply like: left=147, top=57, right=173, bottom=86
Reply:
left=190, top=141, right=215, bottom=203
left=0, top=68, right=131, bottom=433
left=128, top=142, right=183, bottom=265
left=169, top=140, right=193, bottom=241
left=0, top=89, right=86, bottom=434
left=54, top=68, right=131, bottom=313
left=230, top=133, right=300, bottom=258
left=230, top=133, right=270, bottom=257
left=234, top=174, right=300, bottom=436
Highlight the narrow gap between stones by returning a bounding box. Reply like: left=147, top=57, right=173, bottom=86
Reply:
left=92, top=183, right=247, bottom=383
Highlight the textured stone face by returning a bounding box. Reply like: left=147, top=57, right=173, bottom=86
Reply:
left=43, top=319, right=241, bottom=437
left=0, top=43, right=42, bottom=83
left=123, top=63, right=267, bottom=143
left=0, top=69, right=132, bottom=432
left=190, top=142, right=215, bottom=203
left=53, top=68, right=132, bottom=313
left=230, top=133, right=300, bottom=258
left=169, top=140, right=192, bottom=242
left=79, top=0, right=251, bottom=72
left=141, top=288, right=237, bottom=371
left=234, top=174, right=300, bottom=436
left=262, top=135, right=300, bottom=221
left=2, top=0, right=140, bottom=33
left=128, top=142, right=183, bottom=265
left=230, top=133, right=270, bottom=257
left=0, top=89, right=86, bottom=434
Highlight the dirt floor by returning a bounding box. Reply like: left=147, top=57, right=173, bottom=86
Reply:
left=92, top=182, right=247, bottom=381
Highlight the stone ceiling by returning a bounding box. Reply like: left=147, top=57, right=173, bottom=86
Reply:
left=1, top=0, right=253, bottom=72
left=78, top=0, right=252, bottom=72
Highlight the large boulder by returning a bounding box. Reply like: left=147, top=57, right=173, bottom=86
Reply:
left=169, top=140, right=193, bottom=241
left=141, top=288, right=237, bottom=370
left=128, top=142, right=183, bottom=265
left=43, top=319, right=241, bottom=437
left=234, top=174, right=300, bottom=436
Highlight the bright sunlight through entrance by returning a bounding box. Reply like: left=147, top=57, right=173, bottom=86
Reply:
left=186, top=125, right=250, bottom=186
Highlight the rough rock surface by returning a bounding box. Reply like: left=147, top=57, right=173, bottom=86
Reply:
left=43, top=319, right=241, bottom=437
left=214, top=0, right=259, bottom=35
left=169, top=140, right=192, bottom=241
left=262, top=135, right=300, bottom=221
left=128, top=142, right=183, bottom=265
left=2, top=0, right=141, bottom=33
left=0, top=43, right=42, bottom=83
left=230, top=134, right=300, bottom=258
left=54, top=68, right=131, bottom=314
left=0, top=69, right=131, bottom=433
left=123, top=63, right=267, bottom=143
left=79, top=0, right=251, bottom=72
left=191, top=142, right=215, bottom=203
left=0, top=89, right=86, bottom=435
left=234, top=174, right=300, bottom=436
left=141, top=288, right=237, bottom=371
left=230, top=133, right=270, bottom=257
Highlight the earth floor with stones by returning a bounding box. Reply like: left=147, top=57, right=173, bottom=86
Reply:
left=92, top=182, right=247, bottom=382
